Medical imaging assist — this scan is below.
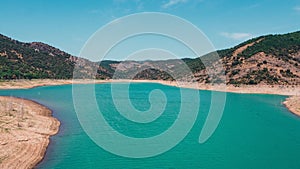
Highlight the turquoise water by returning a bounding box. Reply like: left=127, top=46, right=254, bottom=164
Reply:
left=0, top=83, right=300, bottom=168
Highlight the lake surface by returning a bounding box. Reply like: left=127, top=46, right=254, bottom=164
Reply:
left=0, top=83, right=300, bottom=168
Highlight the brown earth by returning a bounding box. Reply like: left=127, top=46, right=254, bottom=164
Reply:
left=0, top=96, right=60, bottom=169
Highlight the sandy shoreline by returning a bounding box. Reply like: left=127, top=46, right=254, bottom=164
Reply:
left=0, top=79, right=299, bottom=96
left=0, top=79, right=299, bottom=100
left=0, top=79, right=299, bottom=116
left=0, top=96, right=60, bottom=169
left=283, top=96, right=300, bottom=117
left=138, top=81, right=300, bottom=117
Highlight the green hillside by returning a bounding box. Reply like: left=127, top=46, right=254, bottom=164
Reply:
left=0, top=34, right=74, bottom=79
left=0, top=31, right=299, bottom=85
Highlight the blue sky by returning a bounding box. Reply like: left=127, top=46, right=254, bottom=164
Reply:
left=0, top=0, right=300, bottom=60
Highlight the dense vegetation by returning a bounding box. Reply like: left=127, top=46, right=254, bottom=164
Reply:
left=237, top=31, right=300, bottom=60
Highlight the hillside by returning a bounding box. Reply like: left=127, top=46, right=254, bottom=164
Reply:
left=0, top=35, right=116, bottom=80
left=0, top=31, right=299, bottom=85
left=0, top=34, right=74, bottom=79
left=221, top=31, right=300, bottom=85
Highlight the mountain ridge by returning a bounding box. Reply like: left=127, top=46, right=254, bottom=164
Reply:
left=0, top=31, right=299, bottom=85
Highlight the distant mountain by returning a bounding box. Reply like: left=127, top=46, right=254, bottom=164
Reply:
left=0, top=31, right=299, bottom=85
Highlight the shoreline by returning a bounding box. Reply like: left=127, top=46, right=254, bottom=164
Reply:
left=0, top=79, right=299, bottom=117
left=0, top=96, right=60, bottom=169
left=283, top=96, right=300, bottom=117
left=0, top=79, right=299, bottom=96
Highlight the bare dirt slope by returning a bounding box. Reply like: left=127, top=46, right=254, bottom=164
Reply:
left=0, top=96, right=60, bottom=169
